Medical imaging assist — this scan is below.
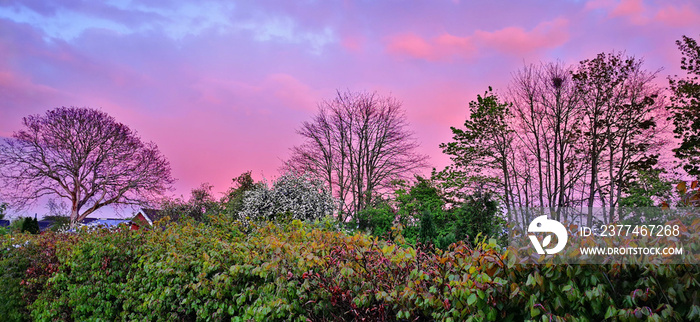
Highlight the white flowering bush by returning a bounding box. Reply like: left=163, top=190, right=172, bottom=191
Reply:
left=238, top=172, right=337, bottom=223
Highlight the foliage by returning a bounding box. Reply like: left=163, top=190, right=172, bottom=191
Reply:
left=0, top=106, right=174, bottom=227
left=221, top=171, right=259, bottom=218
left=7, top=218, right=24, bottom=234
left=355, top=200, right=395, bottom=238
left=393, top=176, right=445, bottom=245
left=676, top=180, right=700, bottom=208
left=20, top=217, right=40, bottom=235
left=30, top=229, right=144, bottom=321
left=0, top=217, right=698, bottom=321
left=418, top=210, right=436, bottom=244
left=668, top=35, right=700, bottom=176
left=0, top=202, right=7, bottom=220
left=620, top=167, right=673, bottom=208
left=453, top=192, right=505, bottom=246
left=160, top=183, right=222, bottom=222
left=43, top=215, right=71, bottom=232
left=0, top=231, right=80, bottom=321
left=359, top=176, right=505, bottom=250
left=238, top=172, right=337, bottom=224
left=439, top=87, right=513, bottom=200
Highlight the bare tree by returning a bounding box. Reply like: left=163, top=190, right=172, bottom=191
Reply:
left=0, top=107, right=175, bottom=227
left=286, top=90, right=428, bottom=221
left=574, top=52, right=666, bottom=224
left=507, top=62, right=585, bottom=223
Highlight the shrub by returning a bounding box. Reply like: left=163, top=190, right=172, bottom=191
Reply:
left=355, top=201, right=395, bottom=237
left=0, top=216, right=697, bottom=321
left=20, top=217, right=40, bottom=235
left=0, top=232, right=80, bottom=321
left=238, top=172, right=336, bottom=224
left=30, top=228, right=146, bottom=321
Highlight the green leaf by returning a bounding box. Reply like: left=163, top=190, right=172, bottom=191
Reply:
left=467, top=293, right=477, bottom=306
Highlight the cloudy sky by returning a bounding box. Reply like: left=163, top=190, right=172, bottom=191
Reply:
left=1, top=0, right=699, bottom=207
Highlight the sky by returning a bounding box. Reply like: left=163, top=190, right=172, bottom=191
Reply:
left=1, top=0, right=699, bottom=217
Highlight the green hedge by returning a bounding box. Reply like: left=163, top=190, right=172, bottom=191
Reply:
left=1, top=218, right=698, bottom=321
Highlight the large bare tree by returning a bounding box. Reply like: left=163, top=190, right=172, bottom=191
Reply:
left=286, top=90, right=428, bottom=221
left=0, top=107, right=174, bottom=227
left=508, top=62, right=585, bottom=221
left=574, top=52, right=666, bottom=225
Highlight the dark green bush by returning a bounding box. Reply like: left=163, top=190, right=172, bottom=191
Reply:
left=20, top=217, right=40, bottom=235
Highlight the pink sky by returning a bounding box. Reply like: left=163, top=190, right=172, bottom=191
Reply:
left=1, top=0, right=699, bottom=211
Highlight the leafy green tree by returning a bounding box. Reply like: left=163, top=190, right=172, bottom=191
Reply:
left=160, top=183, right=221, bottom=222
left=619, top=168, right=673, bottom=208
left=221, top=171, right=259, bottom=217
left=418, top=211, right=436, bottom=245
left=453, top=193, right=503, bottom=246
left=439, top=87, right=514, bottom=213
left=20, top=217, right=40, bottom=234
left=669, top=35, right=700, bottom=177
left=394, top=176, right=446, bottom=226
left=355, top=201, right=395, bottom=238
left=393, top=176, right=448, bottom=245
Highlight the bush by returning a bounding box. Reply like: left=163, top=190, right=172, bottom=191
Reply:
left=30, top=229, right=146, bottom=321
left=20, top=217, right=40, bottom=235
left=453, top=193, right=504, bottom=246
left=43, top=215, right=70, bottom=232
left=238, top=172, right=336, bottom=224
left=0, top=216, right=698, bottom=321
left=355, top=202, right=395, bottom=237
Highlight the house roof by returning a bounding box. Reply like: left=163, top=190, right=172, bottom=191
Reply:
left=134, top=208, right=168, bottom=226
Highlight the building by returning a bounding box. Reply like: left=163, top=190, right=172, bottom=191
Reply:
left=130, top=208, right=166, bottom=230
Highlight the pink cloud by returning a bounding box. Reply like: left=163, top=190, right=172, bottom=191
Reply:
left=386, top=33, right=435, bottom=60
left=386, top=18, right=569, bottom=61
left=386, top=32, right=476, bottom=61
left=654, top=4, right=700, bottom=27
left=264, top=73, right=319, bottom=112
left=609, top=0, right=645, bottom=18
left=435, top=33, right=476, bottom=55
left=583, top=0, right=698, bottom=27
left=473, top=18, right=569, bottom=54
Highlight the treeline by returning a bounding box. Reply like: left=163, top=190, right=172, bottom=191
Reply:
left=155, top=35, right=700, bottom=249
